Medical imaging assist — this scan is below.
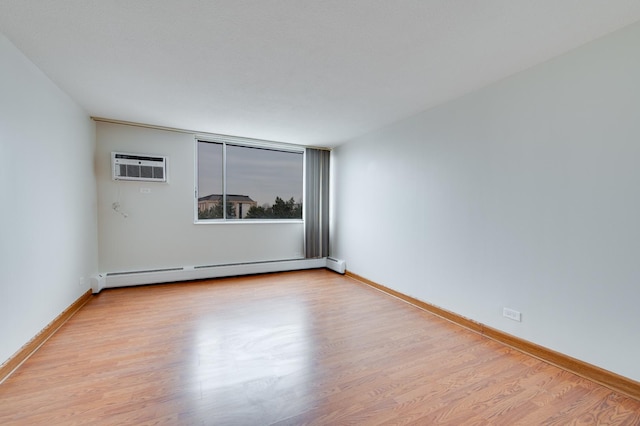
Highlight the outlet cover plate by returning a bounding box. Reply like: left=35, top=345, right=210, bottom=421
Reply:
left=503, top=307, right=522, bottom=322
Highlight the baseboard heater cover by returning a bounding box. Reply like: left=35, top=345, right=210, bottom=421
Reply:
left=326, top=257, right=346, bottom=274
left=90, top=257, right=340, bottom=293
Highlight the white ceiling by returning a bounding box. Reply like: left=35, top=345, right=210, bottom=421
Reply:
left=2, top=1, right=640, bottom=147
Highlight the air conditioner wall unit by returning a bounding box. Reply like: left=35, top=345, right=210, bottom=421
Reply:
left=112, top=152, right=167, bottom=182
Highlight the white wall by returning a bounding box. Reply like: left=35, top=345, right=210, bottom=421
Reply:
left=96, top=122, right=304, bottom=272
left=0, top=34, right=98, bottom=365
left=332, top=22, right=640, bottom=381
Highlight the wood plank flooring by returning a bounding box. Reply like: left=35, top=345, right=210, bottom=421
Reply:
left=1, top=269, right=639, bottom=425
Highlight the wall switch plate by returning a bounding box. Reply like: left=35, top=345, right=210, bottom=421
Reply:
left=503, top=307, right=522, bottom=322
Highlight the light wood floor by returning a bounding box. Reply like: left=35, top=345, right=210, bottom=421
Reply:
left=1, top=270, right=639, bottom=425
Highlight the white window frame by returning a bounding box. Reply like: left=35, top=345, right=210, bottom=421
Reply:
left=194, top=135, right=306, bottom=224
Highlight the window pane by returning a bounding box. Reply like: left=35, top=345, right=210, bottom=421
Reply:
left=197, top=141, right=224, bottom=219
left=226, top=145, right=303, bottom=219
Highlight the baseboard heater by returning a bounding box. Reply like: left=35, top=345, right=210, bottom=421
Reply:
left=326, top=257, right=346, bottom=274
left=91, top=257, right=345, bottom=293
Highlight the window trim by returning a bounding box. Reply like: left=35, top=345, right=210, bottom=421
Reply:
left=194, top=136, right=306, bottom=224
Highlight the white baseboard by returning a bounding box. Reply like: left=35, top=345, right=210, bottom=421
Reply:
left=91, top=257, right=339, bottom=293
left=326, top=257, right=346, bottom=274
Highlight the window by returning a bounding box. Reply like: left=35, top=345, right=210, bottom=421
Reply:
left=197, top=139, right=304, bottom=221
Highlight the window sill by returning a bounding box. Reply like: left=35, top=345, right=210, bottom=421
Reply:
left=194, top=219, right=304, bottom=225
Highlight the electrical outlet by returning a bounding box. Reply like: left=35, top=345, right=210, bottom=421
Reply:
left=503, top=307, right=522, bottom=322
left=79, top=276, right=86, bottom=287
left=140, top=187, right=151, bottom=194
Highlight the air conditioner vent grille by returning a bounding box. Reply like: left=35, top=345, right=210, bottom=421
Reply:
left=112, top=152, right=167, bottom=182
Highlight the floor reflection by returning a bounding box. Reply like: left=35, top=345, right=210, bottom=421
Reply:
left=189, top=296, right=314, bottom=423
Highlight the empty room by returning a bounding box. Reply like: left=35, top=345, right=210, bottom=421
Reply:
left=2, top=1, right=640, bottom=424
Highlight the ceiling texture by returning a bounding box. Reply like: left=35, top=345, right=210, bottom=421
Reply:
left=2, top=1, right=640, bottom=147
